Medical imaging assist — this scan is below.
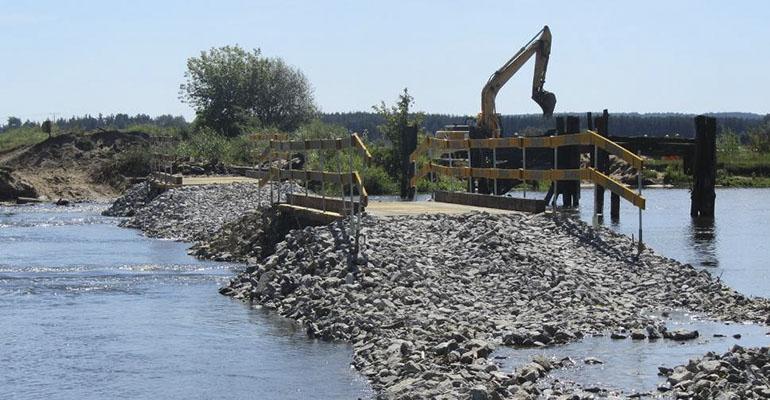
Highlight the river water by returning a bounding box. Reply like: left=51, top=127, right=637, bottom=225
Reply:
left=2, top=189, right=768, bottom=398
left=495, top=187, right=770, bottom=394
left=0, top=204, right=373, bottom=399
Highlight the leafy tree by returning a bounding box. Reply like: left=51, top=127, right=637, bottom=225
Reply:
left=748, top=120, right=770, bottom=153
left=372, top=88, right=424, bottom=178
left=41, top=120, right=53, bottom=138
left=179, top=45, right=316, bottom=137
left=7, top=116, right=21, bottom=130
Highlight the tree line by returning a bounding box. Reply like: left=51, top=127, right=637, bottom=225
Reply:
left=0, top=114, right=188, bottom=134
left=322, top=112, right=769, bottom=142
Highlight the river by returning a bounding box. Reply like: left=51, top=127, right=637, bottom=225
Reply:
left=0, top=203, right=373, bottom=399
left=2, top=188, right=768, bottom=397
left=495, top=187, right=770, bottom=393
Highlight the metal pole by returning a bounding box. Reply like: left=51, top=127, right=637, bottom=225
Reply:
left=336, top=140, right=343, bottom=214
left=304, top=140, right=309, bottom=197
left=467, top=142, right=473, bottom=193
left=320, top=150, right=326, bottom=212
left=552, top=145, right=558, bottom=208
left=638, top=152, right=643, bottom=250
left=348, top=141, right=355, bottom=231
left=288, top=149, right=293, bottom=205
left=492, top=146, right=497, bottom=195
left=593, top=143, right=599, bottom=225
left=522, top=146, right=527, bottom=199
left=269, top=143, right=274, bottom=204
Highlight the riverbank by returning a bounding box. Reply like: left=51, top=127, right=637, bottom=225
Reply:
left=106, top=183, right=770, bottom=399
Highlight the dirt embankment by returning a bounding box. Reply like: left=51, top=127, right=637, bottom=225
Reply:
left=0, top=130, right=150, bottom=202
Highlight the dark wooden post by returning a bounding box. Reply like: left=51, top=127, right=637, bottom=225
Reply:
left=564, top=116, right=581, bottom=207
left=400, top=124, right=418, bottom=200
left=691, top=116, right=717, bottom=217
left=594, top=110, right=610, bottom=217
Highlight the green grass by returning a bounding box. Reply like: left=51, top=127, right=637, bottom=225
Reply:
left=0, top=127, right=48, bottom=153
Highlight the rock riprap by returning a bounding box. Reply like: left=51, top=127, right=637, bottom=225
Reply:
left=116, top=182, right=300, bottom=241
left=660, top=345, right=770, bottom=399
left=102, top=181, right=159, bottom=217
left=221, top=212, right=770, bottom=399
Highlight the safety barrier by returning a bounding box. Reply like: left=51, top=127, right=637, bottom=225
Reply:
left=409, top=130, right=645, bottom=208
left=408, top=128, right=647, bottom=246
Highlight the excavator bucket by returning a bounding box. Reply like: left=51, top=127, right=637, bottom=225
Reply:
left=533, top=90, right=556, bottom=118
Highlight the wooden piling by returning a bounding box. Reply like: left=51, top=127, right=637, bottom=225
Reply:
left=564, top=116, right=581, bottom=207
left=595, top=110, right=610, bottom=217
left=610, top=193, right=620, bottom=219
left=400, top=124, right=418, bottom=200
left=691, top=116, right=717, bottom=217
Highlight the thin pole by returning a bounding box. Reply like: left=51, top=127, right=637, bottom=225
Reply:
left=288, top=149, right=293, bottom=205
left=320, top=150, right=326, bottom=212
left=304, top=140, right=309, bottom=196
left=552, top=145, right=558, bottom=208
left=593, top=143, right=599, bottom=224
left=336, top=140, right=343, bottom=214
left=467, top=141, right=473, bottom=193
left=348, top=139, right=355, bottom=230
left=638, top=152, right=644, bottom=250
left=522, top=145, right=527, bottom=199
left=492, top=146, right=497, bottom=195
left=269, top=142, right=274, bottom=204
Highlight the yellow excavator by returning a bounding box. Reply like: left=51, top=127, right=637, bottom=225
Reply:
left=478, top=25, right=556, bottom=138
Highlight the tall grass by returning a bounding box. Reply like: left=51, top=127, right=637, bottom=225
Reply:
left=0, top=127, right=48, bottom=153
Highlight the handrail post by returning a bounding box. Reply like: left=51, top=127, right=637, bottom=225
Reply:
left=320, top=150, right=326, bottom=212
left=522, top=144, right=527, bottom=199
left=492, top=145, right=497, bottom=195
left=269, top=141, right=274, bottom=204
left=638, top=152, right=644, bottom=251
left=304, top=140, right=309, bottom=197
left=552, top=143, right=558, bottom=208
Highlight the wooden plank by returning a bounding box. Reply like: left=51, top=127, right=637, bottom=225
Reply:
left=277, top=204, right=343, bottom=224
left=587, top=130, right=643, bottom=169
left=434, top=191, right=546, bottom=213
left=286, top=193, right=363, bottom=214
left=588, top=168, right=646, bottom=209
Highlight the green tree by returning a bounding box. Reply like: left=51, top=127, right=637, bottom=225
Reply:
left=180, top=45, right=316, bottom=137
left=372, top=88, right=424, bottom=177
left=748, top=120, right=770, bottom=153
left=41, top=119, right=53, bottom=139
left=6, top=116, right=21, bottom=130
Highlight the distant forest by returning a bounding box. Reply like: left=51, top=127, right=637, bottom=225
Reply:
left=2, top=111, right=767, bottom=142
left=322, top=112, right=769, bottom=142
left=0, top=113, right=188, bottom=133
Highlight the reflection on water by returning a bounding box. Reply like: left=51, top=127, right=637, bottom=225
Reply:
left=573, top=188, right=770, bottom=298
left=690, top=217, right=718, bottom=268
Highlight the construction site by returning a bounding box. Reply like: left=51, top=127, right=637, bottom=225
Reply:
left=3, top=8, right=768, bottom=400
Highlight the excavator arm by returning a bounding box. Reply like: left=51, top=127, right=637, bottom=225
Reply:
left=480, top=25, right=557, bottom=137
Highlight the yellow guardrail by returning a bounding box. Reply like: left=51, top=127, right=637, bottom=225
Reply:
left=408, top=130, right=643, bottom=169
left=411, top=163, right=645, bottom=209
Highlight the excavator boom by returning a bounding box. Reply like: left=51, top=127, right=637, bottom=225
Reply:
left=480, top=26, right=556, bottom=137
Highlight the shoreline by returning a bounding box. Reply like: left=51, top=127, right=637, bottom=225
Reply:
left=102, top=182, right=770, bottom=399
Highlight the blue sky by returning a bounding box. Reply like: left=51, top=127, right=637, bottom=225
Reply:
left=1, top=0, right=768, bottom=123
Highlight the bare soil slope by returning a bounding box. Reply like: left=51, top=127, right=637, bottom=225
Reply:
left=0, top=131, right=150, bottom=201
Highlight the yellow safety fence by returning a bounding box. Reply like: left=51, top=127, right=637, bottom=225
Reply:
left=409, top=130, right=642, bottom=170
left=409, top=130, right=645, bottom=209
